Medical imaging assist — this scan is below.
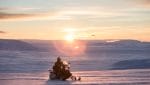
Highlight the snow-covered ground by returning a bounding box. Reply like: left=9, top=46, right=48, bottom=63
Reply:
left=0, top=49, right=150, bottom=85
left=0, top=69, right=150, bottom=85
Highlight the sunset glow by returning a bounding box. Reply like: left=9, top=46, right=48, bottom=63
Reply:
left=0, top=0, right=150, bottom=41
left=53, top=40, right=86, bottom=56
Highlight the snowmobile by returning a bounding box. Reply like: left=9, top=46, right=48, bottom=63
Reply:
left=48, top=61, right=81, bottom=81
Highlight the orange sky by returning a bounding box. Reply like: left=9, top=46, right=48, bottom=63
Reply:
left=0, top=0, right=150, bottom=41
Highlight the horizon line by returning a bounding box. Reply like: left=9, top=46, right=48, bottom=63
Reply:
left=0, top=38, right=150, bottom=42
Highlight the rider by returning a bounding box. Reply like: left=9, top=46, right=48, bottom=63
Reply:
left=52, top=57, right=64, bottom=79
left=52, top=57, right=72, bottom=80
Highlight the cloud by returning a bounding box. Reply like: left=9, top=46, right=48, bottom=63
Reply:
left=0, top=31, right=6, bottom=34
left=0, top=12, right=37, bottom=19
left=0, top=12, right=66, bottom=21
left=140, top=0, right=150, bottom=4
left=138, top=0, right=150, bottom=7
left=0, top=3, right=142, bottom=21
left=0, top=7, right=51, bottom=21
left=129, top=0, right=150, bottom=8
left=0, top=7, right=42, bottom=12
left=0, top=7, right=62, bottom=21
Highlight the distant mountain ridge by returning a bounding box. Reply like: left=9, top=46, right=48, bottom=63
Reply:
left=0, top=39, right=150, bottom=51
left=0, top=39, right=40, bottom=51
left=112, top=59, right=150, bottom=70
left=85, top=40, right=150, bottom=51
left=24, top=39, right=150, bottom=52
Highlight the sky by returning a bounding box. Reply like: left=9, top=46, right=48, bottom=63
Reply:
left=0, top=0, right=150, bottom=41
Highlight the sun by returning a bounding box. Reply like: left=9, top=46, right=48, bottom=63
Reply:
left=65, top=33, right=74, bottom=42
left=64, top=28, right=76, bottom=42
